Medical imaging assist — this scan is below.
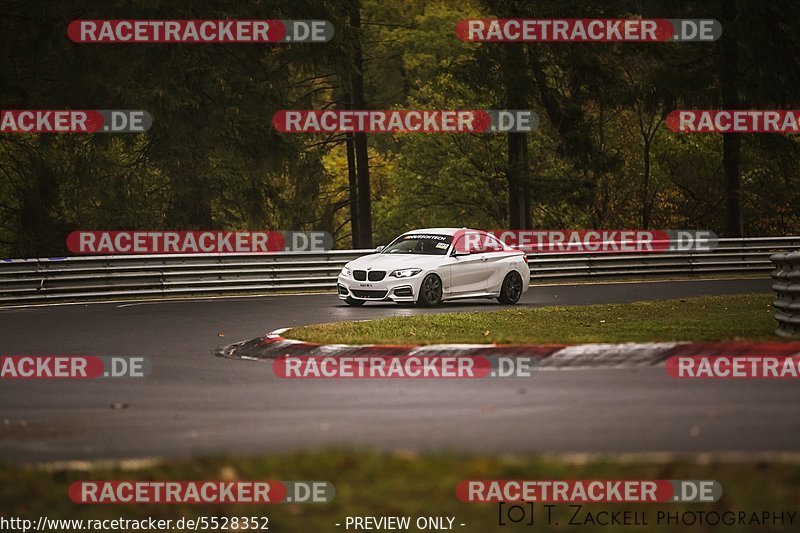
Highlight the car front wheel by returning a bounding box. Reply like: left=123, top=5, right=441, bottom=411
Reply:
left=497, top=271, right=523, bottom=304
left=417, top=274, right=443, bottom=306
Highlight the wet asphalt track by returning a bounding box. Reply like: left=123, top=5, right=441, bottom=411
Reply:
left=1, top=277, right=798, bottom=463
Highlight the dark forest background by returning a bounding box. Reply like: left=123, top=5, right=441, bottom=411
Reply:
left=2, top=0, right=800, bottom=257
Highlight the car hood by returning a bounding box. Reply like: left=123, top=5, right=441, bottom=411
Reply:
left=346, top=253, right=444, bottom=271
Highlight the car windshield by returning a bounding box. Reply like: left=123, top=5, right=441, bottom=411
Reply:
left=382, top=234, right=453, bottom=255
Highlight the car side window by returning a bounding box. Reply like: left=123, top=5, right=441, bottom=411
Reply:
left=452, top=232, right=483, bottom=255
left=481, top=234, right=507, bottom=253
left=453, top=232, right=507, bottom=255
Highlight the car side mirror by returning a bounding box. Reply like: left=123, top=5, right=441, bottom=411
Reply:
left=375, top=245, right=385, bottom=252
left=452, top=249, right=470, bottom=257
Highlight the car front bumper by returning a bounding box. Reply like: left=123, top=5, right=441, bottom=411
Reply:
left=337, top=274, right=421, bottom=303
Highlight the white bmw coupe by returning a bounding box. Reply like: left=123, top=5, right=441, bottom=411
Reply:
left=337, top=228, right=530, bottom=306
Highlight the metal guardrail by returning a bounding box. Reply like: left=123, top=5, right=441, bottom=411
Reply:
left=0, top=236, right=798, bottom=305
left=770, top=250, right=800, bottom=337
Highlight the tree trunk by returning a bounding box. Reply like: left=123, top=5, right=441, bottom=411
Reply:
left=503, top=45, right=531, bottom=230
left=349, top=1, right=373, bottom=247
left=721, top=0, right=743, bottom=237
left=642, top=139, right=652, bottom=229
left=343, top=92, right=360, bottom=248
left=507, top=132, right=529, bottom=229
left=345, top=132, right=359, bottom=248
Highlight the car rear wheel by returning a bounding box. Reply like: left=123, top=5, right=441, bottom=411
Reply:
left=417, top=274, right=443, bottom=306
left=498, top=271, right=523, bottom=304
left=345, top=297, right=365, bottom=306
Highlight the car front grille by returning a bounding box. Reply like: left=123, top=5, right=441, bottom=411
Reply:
left=368, top=270, right=386, bottom=281
left=353, top=270, right=386, bottom=281
left=351, top=289, right=388, bottom=299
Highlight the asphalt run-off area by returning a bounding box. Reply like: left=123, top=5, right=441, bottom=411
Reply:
left=2, top=278, right=798, bottom=463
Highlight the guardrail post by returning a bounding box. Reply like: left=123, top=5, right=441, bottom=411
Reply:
left=770, top=251, right=800, bottom=337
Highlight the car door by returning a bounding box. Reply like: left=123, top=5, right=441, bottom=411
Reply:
left=480, top=233, right=514, bottom=291
left=447, top=232, right=488, bottom=294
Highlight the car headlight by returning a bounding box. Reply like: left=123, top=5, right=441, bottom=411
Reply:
left=389, top=268, right=422, bottom=278
left=340, top=267, right=351, bottom=277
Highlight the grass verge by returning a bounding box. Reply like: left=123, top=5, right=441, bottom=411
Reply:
left=1, top=451, right=799, bottom=532
left=285, top=294, right=777, bottom=345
